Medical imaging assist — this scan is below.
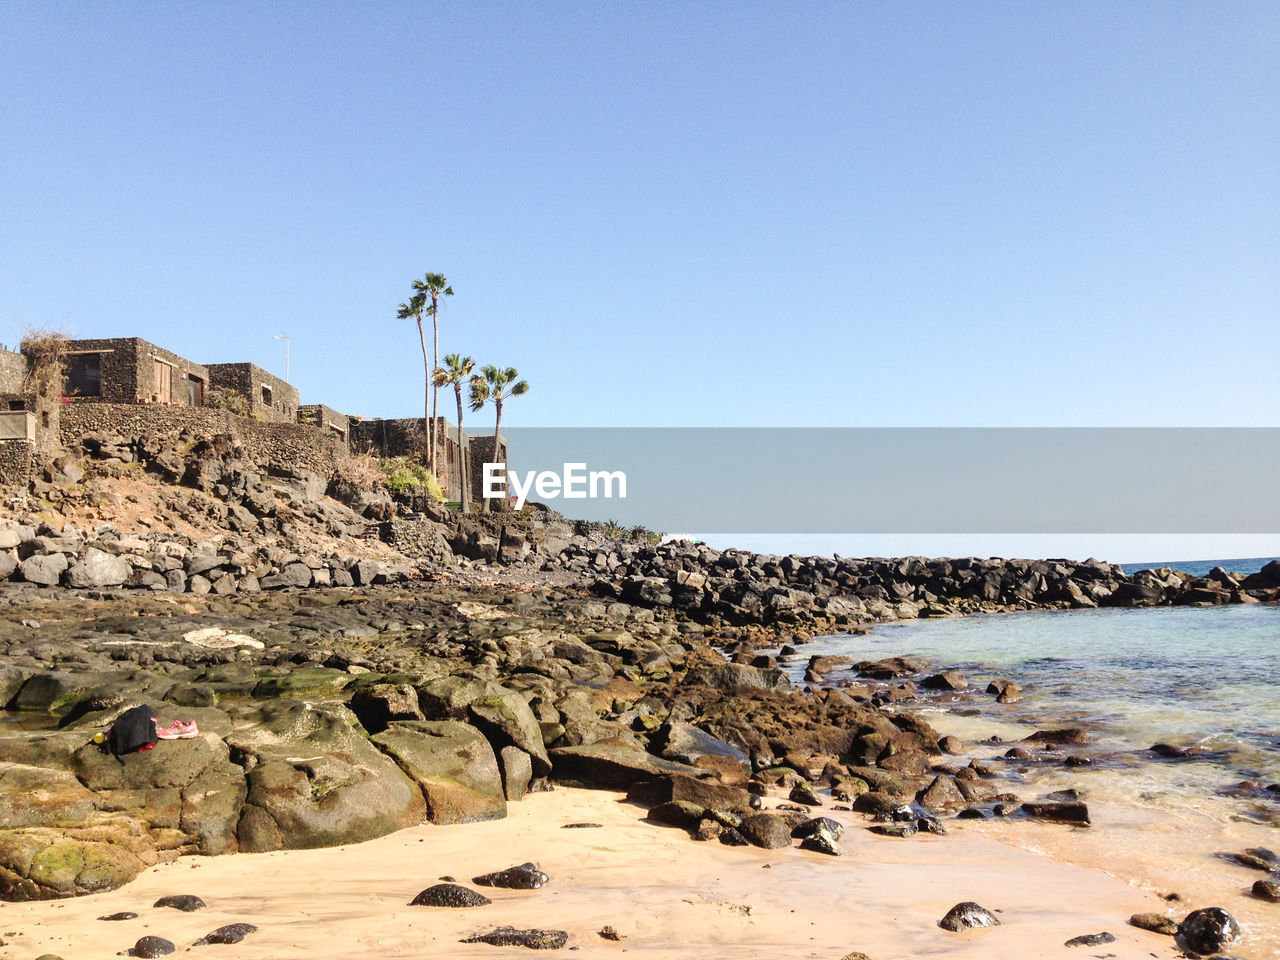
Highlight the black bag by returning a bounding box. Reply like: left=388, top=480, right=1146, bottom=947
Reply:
left=108, top=705, right=158, bottom=760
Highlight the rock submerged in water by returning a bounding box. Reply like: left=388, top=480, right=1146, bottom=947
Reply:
left=1019, top=800, right=1091, bottom=825
left=1064, top=931, right=1115, bottom=947
left=1253, top=878, right=1280, bottom=902
left=461, top=926, right=568, bottom=949
left=129, top=936, right=175, bottom=958
left=152, top=894, right=206, bottom=912
left=1176, top=907, right=1240, bottom=954
left=938, top=901, right=1000, bottom=932
left=1128, top=912, right=1178, bottom=935
left=473, top=862, right=549, bottom=889
left=192, top=923, right=258, bottom=946
left=410, top=883, right=492, bottom=907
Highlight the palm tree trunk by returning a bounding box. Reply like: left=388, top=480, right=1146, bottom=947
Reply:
left=429, top=300, right=439, bottom=475
left=489, top=399, right=503, bottom=513
left=455, top=383, right=469, bottom=513
left=416, top=318, right=430, bottom=460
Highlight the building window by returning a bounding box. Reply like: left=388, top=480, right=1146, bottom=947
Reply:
left=66, top=353, right=103, bottom=397
left=187, top=375, right=204, bottom=407
left=261, top=385, right=273, bottom=406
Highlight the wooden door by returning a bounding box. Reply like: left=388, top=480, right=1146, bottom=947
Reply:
left=154, top=360, right=172, bottom=403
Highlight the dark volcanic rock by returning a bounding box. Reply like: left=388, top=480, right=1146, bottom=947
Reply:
left=920, top=670, right=968, bottom=691
left=473, top=862, right=549, bottom=890
left=736, top=813, right=792, bottom=850
left=789, top=781, right=823, bottom=806
left=192, top=923, right=258, bottom=945
left=130, top=936, right=176, bottom=958
left=1176, top=907, right=1240, bottom=954
left=938, top=901, right=1000, bottom=932
left=1024, top=727, right=1088, bottom=746
left=461, top=926, right=568, bottom=949
left=98, top=912, right=139, bottom=921
left=792, top=817, right=844, bottom=841
left=153, top=894, right=206, bottom=911
left=1253, top=878, right=1280, bottom=902
left=1128, top=913, right=1177, bottom=935
left=1020, top=801, right=1090, bottom=825
left=798, top=824, right=841, bottom=856
left=411, top=883, right=493, bottom=907
left=1064, top=931, right=1115, bottom=947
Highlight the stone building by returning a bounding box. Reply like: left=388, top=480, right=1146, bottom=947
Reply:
left=206, top=362, right=299, bottom=424
left=298, top=404, right=349, bottom=444
left=349, top=416, right=506, bottom=504
left=62, top=337, right=210, bottom=407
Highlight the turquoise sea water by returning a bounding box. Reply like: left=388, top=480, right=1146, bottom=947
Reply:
left=795, top=603, right=1280, bottom=817
left=1120, top=556, right=1278, bottom=577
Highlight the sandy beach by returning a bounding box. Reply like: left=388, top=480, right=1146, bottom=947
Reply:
left=4, top=783, right=1274, bottom=960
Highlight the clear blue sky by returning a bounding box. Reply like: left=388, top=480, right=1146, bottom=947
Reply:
left=2, top=3, right=1277, bottom=559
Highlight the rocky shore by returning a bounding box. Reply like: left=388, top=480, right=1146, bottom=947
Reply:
left=0, top=429, right=1275, bottom=957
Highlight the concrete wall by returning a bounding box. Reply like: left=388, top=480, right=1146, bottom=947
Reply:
left=63, top=338, right=210, bottom=406
left=206, top=362, right=300, bottom=424
left=60, top=402, right=349, bottom=476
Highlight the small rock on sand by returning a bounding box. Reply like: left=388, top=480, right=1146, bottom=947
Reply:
left=192, top=923, right=258, bottom=946
left=152, top=894, right=206, bottom=912
left=129, top=936, right=175, bottom=958
left=1128, top=913, right=1177, bottom=935
left=473, top=862, right=549, bottom=889
left=98, top=912, right=138, bottom=921
left=1176, top=907, right=1240, bottom=955
left=461, top=926, right=568, bottom=949
left=1064, top=932, right=1115, bottom=947
left=410, top=883, right=492, bottom=907
left=938, top=902, right=1000, bottom=932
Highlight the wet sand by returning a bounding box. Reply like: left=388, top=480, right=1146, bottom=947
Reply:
left=5, top=785, right=1271, bottom=960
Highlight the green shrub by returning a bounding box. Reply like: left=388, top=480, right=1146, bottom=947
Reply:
left=380, top=457, right=444, bottom=501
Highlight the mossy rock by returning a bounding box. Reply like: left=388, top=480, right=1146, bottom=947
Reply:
left=251, top=667, right=353, bottom=699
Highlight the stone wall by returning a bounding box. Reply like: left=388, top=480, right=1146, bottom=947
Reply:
left=0, top=439, right=34, bottom=488
left=298, top=404, right=350, bottom=444
left=0, top=348, right=26, bottom=395
left=206, top=362, right=299, bottom=424
left=350, top=417, right=428, bottom=459
left=60, top=403, right=349, bottom=476
left=349, top=417, right=490, bottom=500
left=64, top=338, right=209, bottom=406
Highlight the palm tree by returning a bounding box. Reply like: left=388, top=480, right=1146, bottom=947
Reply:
left=433, top=353, right=475, bottom=512
left=411, top=272, right=453, bottom=474
left=469, top=365, right=529, bottom=512
left=395, top=291, right=431, bottom=461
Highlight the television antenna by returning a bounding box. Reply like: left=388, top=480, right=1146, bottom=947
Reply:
left=273, top=334, right=291, bottom=383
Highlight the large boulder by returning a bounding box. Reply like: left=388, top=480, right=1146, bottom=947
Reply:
left=684, top=663, right=791, bottom=695
left=372, top=721, right=506, bottom=824
left=227, top=702, right=425, bottom=852
left=18, top=552, right=68, bottom=586
left=651, top=721, right=751, bottom=771
left=466, top=689, right=551, bottom=777
left=0, top=764, right=96, bottom=828
left=550, top=739, right=700, bottom=789
left=0, top=825, right=147, bottom=901
left=66, top=548, right=130, bottom=589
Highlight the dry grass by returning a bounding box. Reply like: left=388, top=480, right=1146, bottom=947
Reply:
left=332, top=451, right=384, bottom=491
left=18, top=327, right=70, bottom=400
